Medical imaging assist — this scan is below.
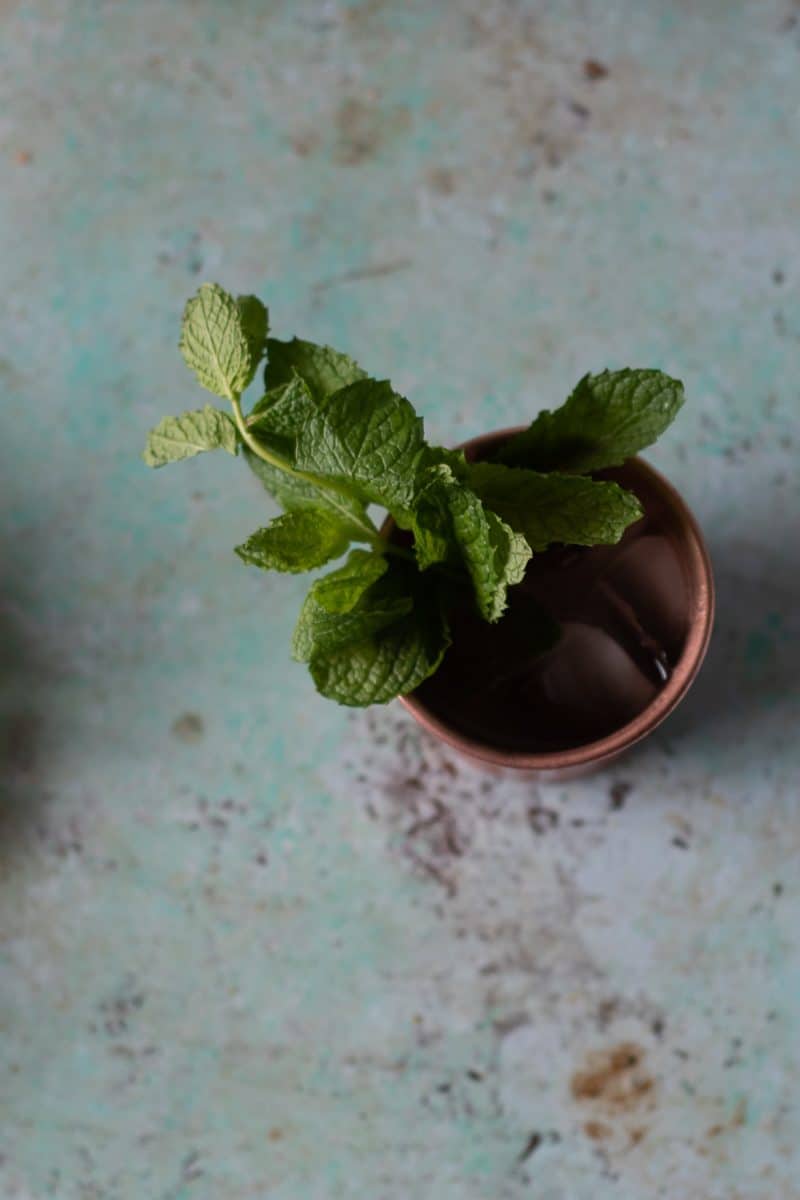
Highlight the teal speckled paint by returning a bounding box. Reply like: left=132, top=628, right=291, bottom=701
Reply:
left=1, top=2, right=799, bottom=1198
left=746, top=629, right=774, bottom=669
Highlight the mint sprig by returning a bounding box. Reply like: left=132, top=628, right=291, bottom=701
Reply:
left=143, top=282, right=686, bottom=708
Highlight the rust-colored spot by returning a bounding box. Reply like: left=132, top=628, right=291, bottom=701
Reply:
left=629, top=1126, right=648, bottom=1146
left=267, top=1128, right=283, bottom=1142
left=583, top=58, right=609, bottom=80
left=427, top=166, right=456, bottom=195
left=171, top=712, right=205, bottom=743
left=291, top=132, right=321, bottom=158
left=595, top=998, right=618, bottom=1029
left=570, top=1043, right=655, bottom=1114
left=706, top=1098, right=748, bottom=1140
left=334, top=97, right=411, bottom=166
left=584, top=1120, right=611, bottom=1141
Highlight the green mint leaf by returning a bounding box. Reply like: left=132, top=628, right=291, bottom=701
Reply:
left=309, top=611, right=450, bottom=706
left=467, top=462, right=643, bottom=549
left=305, top=565, right=450, bottom=706
left=236, top=294, right=269, bottom=374
left=248, top=375, right=317, bottom=438
left=179, top=282, right=252, bottom=398
left=294, top=379, right=425, bottom=513
left=498, top=368, right=685, bottom=472
left=413, top=464, right=532, bottom=622
left=312, top=549, right=389, bottom=613
left=264, top=337, right=366, bottom=403
left=292, top=550, right=410, bottom=663
left=243, top=446, right=374, bottom=540
left=143, top=405, right=238, bottom=467
left=235, top=510, right=352, bottom=574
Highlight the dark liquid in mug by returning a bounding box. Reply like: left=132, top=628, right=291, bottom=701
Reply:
left=414, top=483, right=690, bottom=754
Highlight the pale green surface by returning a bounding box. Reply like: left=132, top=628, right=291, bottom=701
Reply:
left=1, top=2, right=799, bottom=1197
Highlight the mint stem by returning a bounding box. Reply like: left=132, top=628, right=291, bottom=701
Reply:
left=230, top=393, right=294, bottom=472
left=230, top=393, right=388, bottom=549
left=378, top=540, right=416, bottom=563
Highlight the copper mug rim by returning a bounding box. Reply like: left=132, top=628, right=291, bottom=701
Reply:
left=390, top=427, right=715, bottom=773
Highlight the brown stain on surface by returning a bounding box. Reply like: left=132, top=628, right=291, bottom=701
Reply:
left=312, top=259, right=412, bottom=296
left=351, top=709, right=478, bottom=897
left=460, top=6, right=689, bottom=179
left=706, top=1097, right=748, bottom=1141
left=290, top=131, right=321, bottom=158
left=171, top=713, right=205, bottom=743
left=571, top=1043, right=654, bottom=1114
left=583, top=58, right=609, bottom=80
left=427, top=166, right=456, bottom=195
left=334, top=97, right=411, bottom=165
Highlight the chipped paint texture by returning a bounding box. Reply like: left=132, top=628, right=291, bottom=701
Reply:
left=1, top=1, right=799, bottom=1197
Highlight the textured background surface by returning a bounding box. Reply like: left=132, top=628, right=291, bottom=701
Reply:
left=1, top=2, right=799, bottom=1197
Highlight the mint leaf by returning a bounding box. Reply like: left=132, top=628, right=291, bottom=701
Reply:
left=243, top=446, right=375, bottom=541
left=294, top=379, right=424, bottom=513
left=237, top=294, right=269, bottom=371
left=235, top=510, right=352, bottom=574
left=310, top=611, right=450, bottom=706
left=498, top=369, right=685, bottom=472
left=467, top=462, right=643, bottom=550
left=312, top=549, right=389, bottom=613
left=413, top=464, right=532, bottom=622
left=265, top=337, right=366, bottom=402
left=305, top=565, right=450, bottom=706
left=143, top=405, right=238, bottom=467
left=179, top=283, right=253, bottom=398
left=292, top=550, right=410, bottom=662
left=248, top=375, right=317, bottom=438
